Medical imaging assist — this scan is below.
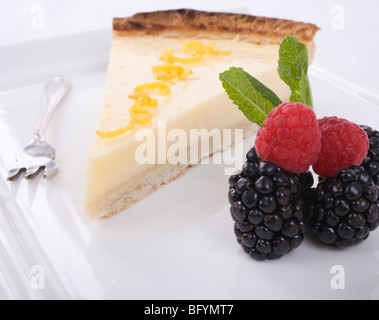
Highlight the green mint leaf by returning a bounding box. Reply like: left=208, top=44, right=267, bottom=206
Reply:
left=278, top=35, right=313, bottom=108
left=243, top=71, right=283, bottom=108
left=220, top=67, right=282, bottom=126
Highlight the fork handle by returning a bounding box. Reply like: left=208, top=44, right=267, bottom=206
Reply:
left=34, top=75, right=71, bottom=140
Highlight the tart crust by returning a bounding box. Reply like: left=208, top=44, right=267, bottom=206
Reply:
left=113, top=9, right=319, bottom=61
left=113, top=9, right=319, bottom=43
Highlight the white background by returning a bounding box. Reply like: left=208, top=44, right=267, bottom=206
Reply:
left=1, top=0, right=379, bottom=300
left=1, top=0, right=379, bottom=92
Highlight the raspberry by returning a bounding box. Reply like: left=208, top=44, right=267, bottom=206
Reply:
left=360, top=125, right=379, bottom=186
left=255, top=102, right=321, bottom=173
left=313, top=117, right=369, bottom=178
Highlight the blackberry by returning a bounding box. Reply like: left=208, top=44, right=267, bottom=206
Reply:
left=361, top=125, right=379, bottom=186
left=229, top=147, right=312, bottom=261
left=308, top=165, right=379, bottom=248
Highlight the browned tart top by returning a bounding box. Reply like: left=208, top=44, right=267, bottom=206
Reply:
left=113, top=9, right=319, bottom=44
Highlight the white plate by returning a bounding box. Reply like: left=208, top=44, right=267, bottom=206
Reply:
left=1, top=29, right=379, bottom=300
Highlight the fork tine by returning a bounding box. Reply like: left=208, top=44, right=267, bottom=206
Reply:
left=25, top=166, right=43, bottom=179
left=43, top=160, right=59, bottom=178
left=7, top=165, right=25, bottom=181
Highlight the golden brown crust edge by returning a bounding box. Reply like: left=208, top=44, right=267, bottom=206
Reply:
left=113, top=9, right=319, bottom=44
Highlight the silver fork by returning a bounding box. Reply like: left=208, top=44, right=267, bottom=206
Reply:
left=7, top=75, right=71, bottom=181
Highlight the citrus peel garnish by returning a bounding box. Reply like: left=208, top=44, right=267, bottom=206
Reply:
left=181, top=41, right=232, bottom=56
left=128, top=92, right=158, bottom=108
left=96, top=123, right=135, bottom=139
left=152, top=64, right=192, bottom=82
left=129, top=105, right=152, bottom=125
left=160, top=49, right=204, bottom=64
left=98, top=41, right=232, bottom=139
left=134, top=82, right=171, bottom=96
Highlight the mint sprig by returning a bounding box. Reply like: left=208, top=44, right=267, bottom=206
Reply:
left=219, top=36, right=314, bottom=127
left=219, top=67, right=282, bottom=126
left=278, top=35, right=313, bottom=108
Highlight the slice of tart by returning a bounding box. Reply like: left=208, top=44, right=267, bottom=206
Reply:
left=83, top=9, right=319, bottom=219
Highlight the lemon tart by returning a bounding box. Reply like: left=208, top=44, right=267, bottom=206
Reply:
left=83, top=9, right=319, bottom=219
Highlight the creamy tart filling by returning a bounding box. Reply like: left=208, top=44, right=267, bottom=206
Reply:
left=83, top=35, right=290, bottom=216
